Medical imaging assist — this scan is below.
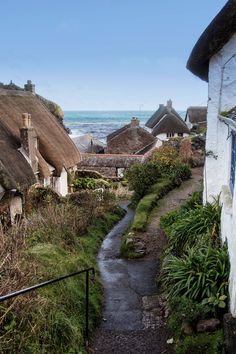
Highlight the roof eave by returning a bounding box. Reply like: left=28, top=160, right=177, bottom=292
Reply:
left=187, top=0, right=236, bottom=82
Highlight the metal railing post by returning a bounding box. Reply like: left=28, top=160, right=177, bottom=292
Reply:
left=0, top=267, right=95, bottom=345
left=85, top=270, right=89, bottom=347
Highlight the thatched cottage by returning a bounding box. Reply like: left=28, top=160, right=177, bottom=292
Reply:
left=187, top=0, right=236, bottom=321
left=146, top=100, right=190, bottom=140
left=0, top=83, right=81, bottom=223
left=185, top=106, right=207, bottom=131
left=107, top=117, right=156, bottom=155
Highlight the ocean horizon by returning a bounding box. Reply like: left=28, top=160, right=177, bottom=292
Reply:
left=64, top=110, right=186, bottom=142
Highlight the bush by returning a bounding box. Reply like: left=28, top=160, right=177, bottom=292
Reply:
left=125, top=161, right=161, bottom=200
left=162, top=245, right=229, bottom=307
left=176, top=330, right=224, bottom=354
left=132, top=179, right=173, bottom=231
left=73, top=177, right=111, bottom=190
left=151, top=146, right=179, bottom=168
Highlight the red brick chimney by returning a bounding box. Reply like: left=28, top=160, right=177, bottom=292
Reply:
left=20, top=113, right=38, bottom=174
left=130, top=117, right=140, bottom=128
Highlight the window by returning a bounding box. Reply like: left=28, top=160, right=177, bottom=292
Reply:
left=167, top=133, right=175, bottom=138
left=230, top=131, right=236, bottom=193
left=178, top=133, right=183, bottom=137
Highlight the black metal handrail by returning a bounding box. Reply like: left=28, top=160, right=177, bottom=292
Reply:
left=0, top=267, right=95, bottom=345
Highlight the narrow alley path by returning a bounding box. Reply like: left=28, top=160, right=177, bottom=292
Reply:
left=91, top=168, right=203, bottom=354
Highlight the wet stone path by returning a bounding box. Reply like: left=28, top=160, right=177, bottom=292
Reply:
left=91, top=169, right=203, bottom=354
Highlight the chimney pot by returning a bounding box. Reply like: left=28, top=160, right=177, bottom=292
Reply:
left=24, top=80, right=35, bottom=94
left=130, top=117, right=140, bottom=128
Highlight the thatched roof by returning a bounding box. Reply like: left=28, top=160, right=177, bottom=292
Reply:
left=0, top=89, right=81, bottom=187
left=79, top=153, right=143, bottom=168
left=146, top=104, right=182, bottom=129
left=0, top=122, right=36, bottom=189
left=187, top=0, right=236, bottom=81
left=152, top=113, right=190, bottom=136
left=185, top=106, right=207, bottom=124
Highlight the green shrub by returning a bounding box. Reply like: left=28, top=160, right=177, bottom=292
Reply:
left=73, top=177, right=110, bottom=190
left=168, top=297, right=211, bottom=336
left=176, top=330, right=224, bottom=354
left=125, top=161, right=161, bottom=200
left=162, top=245, right=229, bottom=307
left=132, top=179, right=173, bottom=231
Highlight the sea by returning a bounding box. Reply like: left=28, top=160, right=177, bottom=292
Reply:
left=64, top=110, right=186, bottom=143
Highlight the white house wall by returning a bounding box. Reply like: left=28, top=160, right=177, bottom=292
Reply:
left=156, top=133, right=189, bottom=141
left=205, top=33, right=236, bottom=316
left=53, top=168, right=68, bottom=196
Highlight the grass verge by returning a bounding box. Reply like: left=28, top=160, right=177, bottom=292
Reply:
left=0, top=202, right=125, bottom=354
left=132, top=178, right=174, bottom=232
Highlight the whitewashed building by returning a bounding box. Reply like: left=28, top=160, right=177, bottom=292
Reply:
left=145, top=99, right=190, bottom=142
left=187, top=0, right=236, bottom=317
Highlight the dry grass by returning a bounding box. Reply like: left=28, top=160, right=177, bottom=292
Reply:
left=0, top=189, right=119, bottom=353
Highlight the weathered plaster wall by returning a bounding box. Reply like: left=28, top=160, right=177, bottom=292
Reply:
left=54, top=168, right=68, bottom=196
left=9, top=196, right=23, bottom=224
left=205, top=33, right=236, bottom=316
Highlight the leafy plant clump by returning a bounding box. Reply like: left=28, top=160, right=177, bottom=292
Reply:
left=168, top=297, right=211, bottom=337
left=176, top=330, right=224, bottom=354
left=73, top=177, right=111, bottom=190
left=162, top=196, right=221, bottom=253
left=162, top=245, right=229, bottom=306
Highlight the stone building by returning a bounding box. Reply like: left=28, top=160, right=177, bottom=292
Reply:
left=107, top=117, right=156, bottom=155
left=187, top=0, right=236, bottom=318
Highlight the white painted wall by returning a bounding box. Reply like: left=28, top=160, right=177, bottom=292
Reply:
left=156, top=133, right=189, bottom=141
left=185, top=115, right=193, bottom=130
left=53, top=168, right=68, bottom=196
left=204, top=33, right=236, bottom=316
left=9, top=196, right=23, bottom=224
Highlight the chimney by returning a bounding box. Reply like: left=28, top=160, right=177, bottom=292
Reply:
left=20, top=113, right=38, bottom=174
left=167, top=99, right=172, bottom=112
left=130, top=117, right=140, bottom=128
left=24, top=80, right=35, bottom=94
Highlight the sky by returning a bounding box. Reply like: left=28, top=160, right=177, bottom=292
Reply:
left=0, top=0, right=227, bottom=111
